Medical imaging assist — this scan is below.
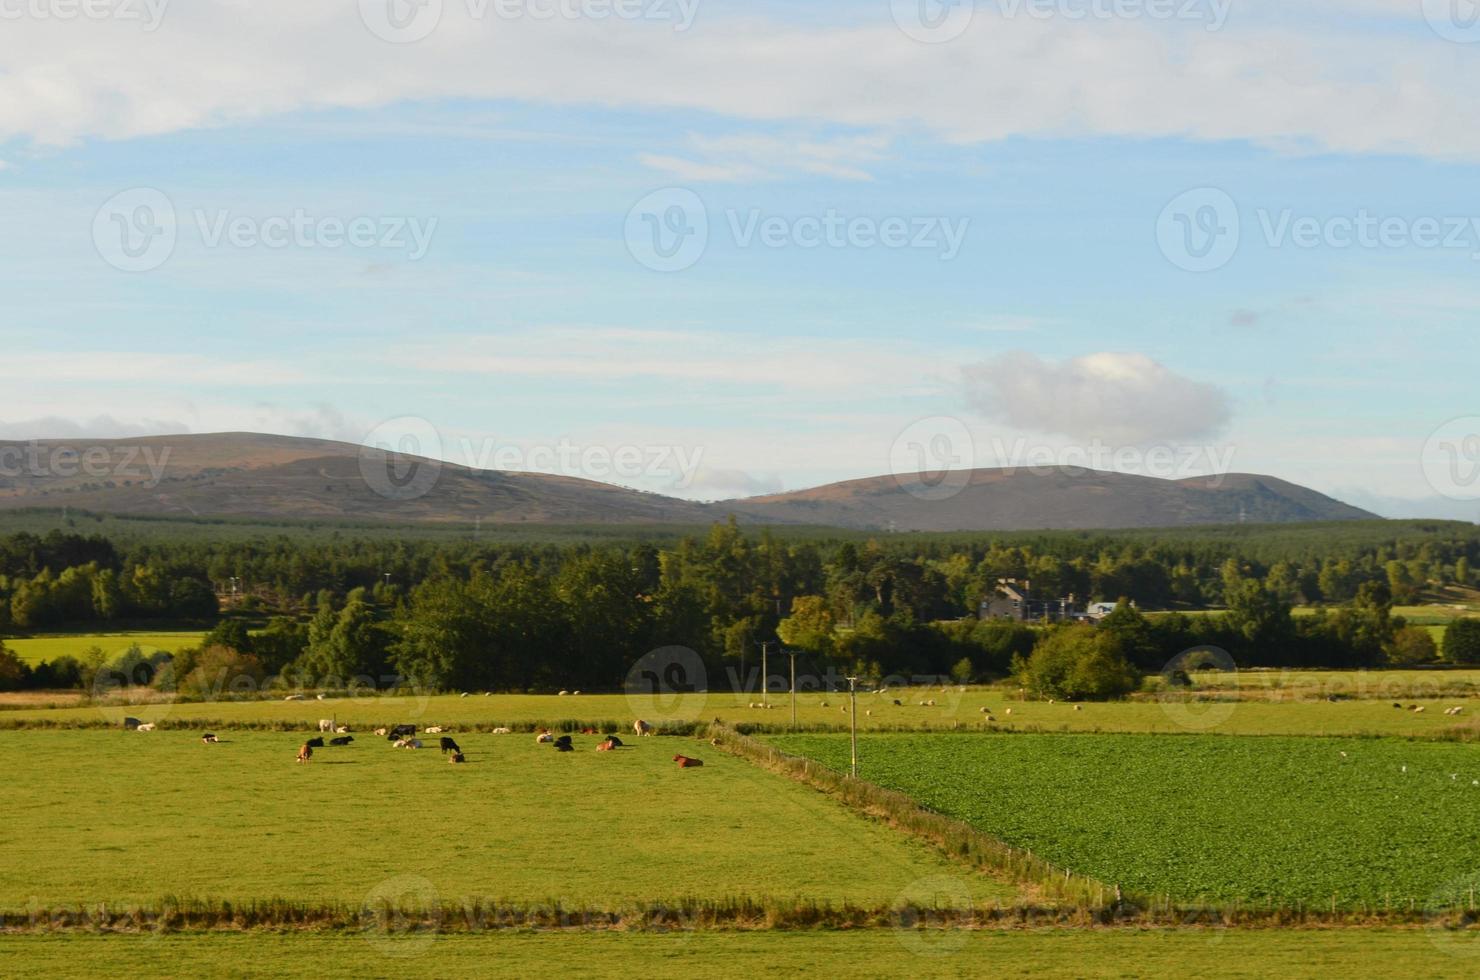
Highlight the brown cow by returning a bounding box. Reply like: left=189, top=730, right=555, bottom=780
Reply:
left=673, top=754, right=703, bottom=768
left=297, top=743, right=313, bottom=764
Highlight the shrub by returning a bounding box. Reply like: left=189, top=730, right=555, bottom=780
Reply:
left=1388, top=625, right=1437, bottom=665
left=0, top=642, right=31, bottom=692
left=1015, top=624, right=1141, bottom=701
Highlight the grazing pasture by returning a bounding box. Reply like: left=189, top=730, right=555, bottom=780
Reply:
left=2, top=688, right=1475, bottom=739
left=769, top=732, right=1480, bottom=908
left=2, top=929, right=1475, bottom=980
left=4, top=632, right=207, bottom=666
left=0, top=729, right=1010, bottom=909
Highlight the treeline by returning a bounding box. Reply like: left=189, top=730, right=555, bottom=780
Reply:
left=1, top=519, right=1479, bottom=694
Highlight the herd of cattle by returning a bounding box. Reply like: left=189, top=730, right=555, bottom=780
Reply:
left=124, top=714, right=704, bottom=769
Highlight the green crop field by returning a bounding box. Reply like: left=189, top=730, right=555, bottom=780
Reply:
left=3, top=632, right=207, bottom=666
left=3, top=929, right=1476, bottom=980
left=0, top=729, right=1010, bottom=909
left=769, top=732, right=1480, bottom=908
left=3, top=687, right=1474, bottom=739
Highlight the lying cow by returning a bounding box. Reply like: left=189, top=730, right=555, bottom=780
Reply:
left=597, top=735, right=624, bottom=751
left=535, top=730, right=554, bottom=744
left=329, top=735, right=354, bottom=746
left=201, top=733, right=219, bottom=744
left=306, top=736, right=325, bottom=748
left=673, top=754, right=703, bottom=769
left=439, top=737, right=461, bottom=754
left=136, top=723, right=156, bottom=732
left=124, top=717, right=142, bottom=730
left=553, top=735, right=572, bottom=748
left=297, top=743, right=313, bottom=763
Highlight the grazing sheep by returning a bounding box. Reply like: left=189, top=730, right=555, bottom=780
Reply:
left=296, top=743, right=313, bottom=763
left=1415, top=706, right=1427, bottom=713
left=558, top=690, right=570, bottom=696
left=865, top=709, right=872, bottom=717
left=201, top=733, right=218, bottom=743
left=284, top=694, right=305, bottom=701
left=926, top=699, right=937, bottom=707
left=316, top=694, right=327, bottom=701
left=980, top=706, right=991, bottom=714
left=573, top=691, right=581, bottom=696
left=459, top=692, right=469, bottom=698
left=633, top=719, right=653, bottom=737
left=1004, top=708, right=1013, bottom=716
left=820, top=701, right=829, bottom=707
left=1073, top=705, right=1083, bottom=712
left=136, top=723, right=156, bottom=732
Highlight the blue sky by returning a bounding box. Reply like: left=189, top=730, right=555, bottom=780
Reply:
left=2, top=0, right=1479, bottom=517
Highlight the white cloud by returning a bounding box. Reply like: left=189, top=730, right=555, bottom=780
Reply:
left=0, top=7, right=1478, bottom=160
left=962, top=351, right=1232, bottom=443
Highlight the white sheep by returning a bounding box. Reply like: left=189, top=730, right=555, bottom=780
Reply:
left=558, top=690, right=570, bottom=696
left=316, top=693, right=327, bottom=701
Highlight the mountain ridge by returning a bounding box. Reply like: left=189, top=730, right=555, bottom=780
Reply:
left=0, top=432, right=1376, bottom=531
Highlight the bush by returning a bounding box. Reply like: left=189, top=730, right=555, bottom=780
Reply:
left=1442, top=619, right=1480, bottom=665
left=0, top=643, right=31, bottom=692
left=1015, top=624, right=1141, bottom=701
left=1388, top=625, right=1438, bottom=665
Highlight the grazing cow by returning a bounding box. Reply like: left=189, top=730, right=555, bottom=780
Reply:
left=136, top=723, right=156, bottom=732
left=673, top=754, right=703, bottom=768
left=124, top=717, right=142, bottom=730
left=201, top=733, right=218, bottom=743
left=633, top=719, right=653, bottom=737
left=330, top=735, right=354, bottom=746
left=390, top=724, right=416, bottom=738
left=318, top=719, right=335, bottom=733
left=306, top=736, right=325, bottom=748
left=439, top=737, right=461, bottom=754
left=449, top=752, right=466, bottom=763
left=297, top=743, right=313, bottom=763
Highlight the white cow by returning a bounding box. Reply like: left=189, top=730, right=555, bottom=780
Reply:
left=633, top=719, right=653, bottom=737
left=136, top=723, right=156, bottom=732
left=318, top=719, right=335, bottom=732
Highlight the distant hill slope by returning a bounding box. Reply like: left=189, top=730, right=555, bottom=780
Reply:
left=728, top=468, right=1375, bottom=531
left=0, top=433, right=1375, bottom=530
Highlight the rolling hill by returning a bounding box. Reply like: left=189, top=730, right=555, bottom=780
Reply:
left=0, top=433, right=1375, bottom=531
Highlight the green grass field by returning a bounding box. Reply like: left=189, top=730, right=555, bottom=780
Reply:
left=3, top=688, right=1474, bottom=738
left=3, top=929, right=1477, bottom=980
left=0, top=729, right=1011, bottom=909
left=3, top=632, right=207, bottom=666
left=769, top=732, right=1480, bottom=908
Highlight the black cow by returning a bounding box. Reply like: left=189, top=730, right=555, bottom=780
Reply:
left=329, top=735, right=354, bottom=746
left=553, top=734, right=572, bottom=748
left=306, top=736, right=325, bottom=748
left=554, top=742, right=574, bottom=752
left=604, top=735, right=623, bottom=747
left=439, top=736, right=461, bottom=754
left=390, top=724, right=417, bottom=738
